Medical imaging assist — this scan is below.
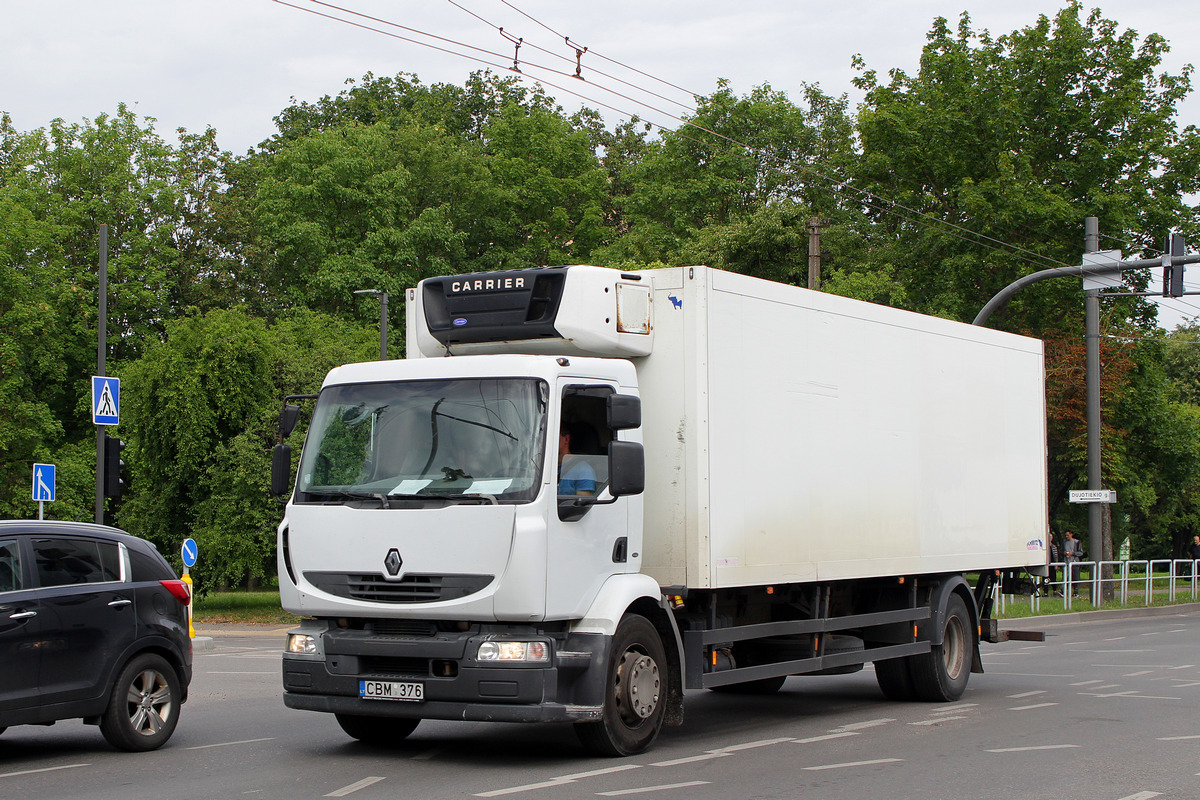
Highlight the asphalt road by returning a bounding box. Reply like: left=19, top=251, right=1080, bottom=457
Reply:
left=2, top=606, right=1198, bottom=800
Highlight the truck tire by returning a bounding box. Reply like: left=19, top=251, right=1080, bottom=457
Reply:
left=99, top=653, right=182, bottom=752
left=873, top=656, right=917, bottom=701
left=909, top=593, right=972, bottom=702
left=335, top=714, right=420, bottom=744
left=576, top=615, right=666, bottom=756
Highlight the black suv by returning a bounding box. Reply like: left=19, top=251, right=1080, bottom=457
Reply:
left=0, top=521, right=193, bottom=751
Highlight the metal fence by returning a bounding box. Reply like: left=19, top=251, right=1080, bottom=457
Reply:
left=996, top=559, right=1199, bottom=614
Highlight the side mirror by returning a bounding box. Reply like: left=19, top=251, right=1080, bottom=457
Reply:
left=607, top=441, right=645, bottom=497
left=271, top=443, right=293, bottom=498
left=607, top=394, right=641, bottom=431
left=279, top=403, right=303, bottom=439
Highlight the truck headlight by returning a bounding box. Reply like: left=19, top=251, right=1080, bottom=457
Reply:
left=476, top=641, right=549, bottom=662
left=287, top=633, right=318, bottom=654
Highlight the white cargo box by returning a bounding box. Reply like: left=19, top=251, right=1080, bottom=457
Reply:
left=631, top=267, right=1048, bottom=589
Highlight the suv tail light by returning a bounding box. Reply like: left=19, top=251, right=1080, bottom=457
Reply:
left=160, top=579, right=191, bottom=605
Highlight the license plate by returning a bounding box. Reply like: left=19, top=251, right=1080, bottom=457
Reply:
left=359, top=680, right=424, bottom=702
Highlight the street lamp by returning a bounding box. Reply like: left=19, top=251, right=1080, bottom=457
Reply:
left=353, top=289, right=388, bottom=360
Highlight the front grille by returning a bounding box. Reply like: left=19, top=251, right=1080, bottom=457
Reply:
left=365, top=619, right=439, bottom=637
left=305, top=572, right=493, bottom=603
left=359, top=656, right=431, bottom=678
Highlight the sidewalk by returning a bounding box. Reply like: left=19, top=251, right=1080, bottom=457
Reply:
left=999, top=599, right=1200, bottom=630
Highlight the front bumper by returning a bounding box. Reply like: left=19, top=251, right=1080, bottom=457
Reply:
left=282, top=625, right=608, bottom=724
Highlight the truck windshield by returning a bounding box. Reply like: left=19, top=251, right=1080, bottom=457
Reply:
left=296, top=378, right=547, bottom=506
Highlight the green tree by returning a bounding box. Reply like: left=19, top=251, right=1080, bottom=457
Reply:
left=604, top=81, right=854, bottom=272
left=117, top=308, right=375, bottom=588
left=0, top=107, right=229, bottom=519
left=852, top=3, right=1200, bottom=329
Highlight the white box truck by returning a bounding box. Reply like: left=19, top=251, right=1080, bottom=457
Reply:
left=273, top=265, right=1048, bottom=756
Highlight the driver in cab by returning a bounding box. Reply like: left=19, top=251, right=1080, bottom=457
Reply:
left=558, top=422, right=596, bottom=496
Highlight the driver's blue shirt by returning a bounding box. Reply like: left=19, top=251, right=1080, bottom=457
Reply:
left=558, top=456, right=596, bottom=495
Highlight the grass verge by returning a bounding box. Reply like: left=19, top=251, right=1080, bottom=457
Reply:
left=192, top=590, right=300, bottom=625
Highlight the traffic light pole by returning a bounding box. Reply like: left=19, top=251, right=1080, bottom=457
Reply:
left=1084, top=218, right=1103, bottom=603
left=96, top=225, right=108, bottom=525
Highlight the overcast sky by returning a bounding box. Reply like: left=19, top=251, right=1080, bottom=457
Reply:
left=4, top=0, right=1199, bottom=325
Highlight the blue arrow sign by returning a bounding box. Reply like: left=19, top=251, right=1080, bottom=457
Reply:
left=92, top=376, right=120, bottom=426
left=32, top=463, right=56, bottom=502
left=181, top=538, right=198, bottom=568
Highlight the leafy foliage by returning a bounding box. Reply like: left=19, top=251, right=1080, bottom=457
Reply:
left=4, top=6, right=1200, bottom=579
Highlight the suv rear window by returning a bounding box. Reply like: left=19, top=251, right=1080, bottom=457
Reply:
left=128, top=546, right=173, bottom=582
left=33, top=538, right=121, bottom=587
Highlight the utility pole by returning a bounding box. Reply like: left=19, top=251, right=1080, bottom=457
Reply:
left=807, top=217, right=825, bottom=291
left=95, top=225, right=108, bottom=525
left=1083, top=217, right=1103, bottom=604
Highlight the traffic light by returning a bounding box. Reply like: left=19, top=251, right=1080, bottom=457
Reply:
left=103, top=435, right=126, bottom=497
left=1164, top=233, right=1187, bottom=298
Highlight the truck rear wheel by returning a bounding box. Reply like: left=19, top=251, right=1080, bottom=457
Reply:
left=909, top=593, right=972, bottom=702
left=335, top=714, right=420, bottom=744
left=576, top=615, right=666, bottom=756
left=873, top=656, right=917, bottom=701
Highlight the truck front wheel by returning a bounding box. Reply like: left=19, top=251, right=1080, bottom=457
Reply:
left=576, top=615, right=666, bottom=756
left=909, top=593, right=972, bottom=702
left=335, top=714, right=420, bottom=744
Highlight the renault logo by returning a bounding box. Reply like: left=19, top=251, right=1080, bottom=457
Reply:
left=384, top=548, right=403, bottom=576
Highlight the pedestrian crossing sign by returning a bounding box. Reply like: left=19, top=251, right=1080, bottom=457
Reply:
left=92, top=376, right=120, bottom=426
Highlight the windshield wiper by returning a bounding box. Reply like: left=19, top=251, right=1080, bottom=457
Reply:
left=387, top=492, right=499, bottom=505
left=305, top=490, right=391, bottom=507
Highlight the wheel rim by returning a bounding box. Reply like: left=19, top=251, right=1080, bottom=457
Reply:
left=615, top=649, right=661, bottom=725
left=942, top=614, right=966, bottom=681
left=126, top=668, right=174, bottom=736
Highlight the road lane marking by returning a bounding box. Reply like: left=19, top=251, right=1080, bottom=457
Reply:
left=909, top=716, right=968, bottom=726
left=1008, top=703, right=1059, bottom=711
left=597, top=781, right=710, bottom=796
left=1007, top=690, right=1047, bottom=698
left=794, top=732, right=859, bottom=744
left=832, top=718, right=894, bottom=732
left=1115, top=792, right=1161, bottom=800
left=713, top=737, right=795, bottom=753
left=1071, top=680, right=1104, bottom=686
left=0, top=764, right=90, bottom=779
left=1156, top=735, right=1200, bottom=741
left=648, top=752, right=731, bottom=767
left=476, top=780, right=570, bottom=797
left=1081, top=691, right=1182, bottom=700
left=987, top=744, right=1080, bottom=753
left=326, top=777, right=385, bottom=797
left=802, top=758, right=903, bottom=771
left=557, top=766, right=642, bottom=781
left=186, top=737, right=275, bottom=750
left=930, top=703, right=978, bottom=715
left=1123, top=670, right=1153, bottom=677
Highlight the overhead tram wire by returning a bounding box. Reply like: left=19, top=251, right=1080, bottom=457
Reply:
left=498, top=0, right=702, bottom=100
left=443, top=0, right=696, bottom=112
left=487, top=0, right=1077, bottom=273
left=278, top=0, right=1078, bottom=275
